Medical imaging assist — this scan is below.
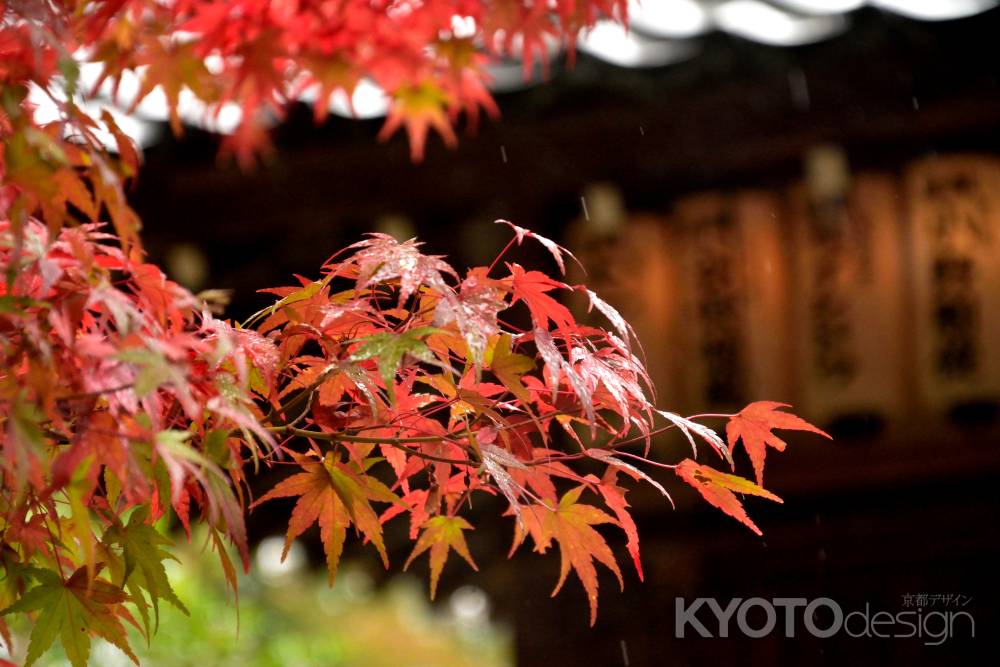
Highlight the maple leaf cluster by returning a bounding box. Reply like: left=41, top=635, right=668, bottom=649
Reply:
left=215, top=222, right=829, bottom=628
left=0, top=2, right=833, bottom=665
left=0, top=219, right=274, bottom=660
left=0, top=215, right=829, bottom=664
left=1, top=0, right=628, bottom=170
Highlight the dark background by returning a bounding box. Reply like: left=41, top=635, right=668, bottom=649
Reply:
left=131, top=7, right=999, bottom=665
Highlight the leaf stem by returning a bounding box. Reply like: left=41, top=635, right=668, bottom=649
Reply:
left=273, top=426, right=474, bottom=466
left=487, top=236, right=518, bottom=275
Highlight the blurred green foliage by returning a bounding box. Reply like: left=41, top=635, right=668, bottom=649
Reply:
left=3, top=530, right=511, bottom=667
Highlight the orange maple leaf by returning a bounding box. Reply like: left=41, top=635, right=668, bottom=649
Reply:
left=675, top=459, right=782, bottom=536
left=511, top=486, right=623, bottom=625
left=595, top=470, right=643, bottom=581
left=378, top=81, right=457, bottom=162
left=404, top=516, right=478, bottom=599
left=726, top=401, right=831, bottom=486
left=251, top=452, right=399, bottom=584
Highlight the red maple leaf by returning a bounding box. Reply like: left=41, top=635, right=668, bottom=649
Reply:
left=594, top=469, right=644, bottom=581
left=378, top=81, right=457, bottom=162
left=506, top=263, right=574, bottom=331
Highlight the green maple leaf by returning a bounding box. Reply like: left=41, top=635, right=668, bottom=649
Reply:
left=1, top=567, right=138, bottom=667
left=351, top=327, right=441, bottom=382
left=350, top=327, right=445, bottom=399
left=103, top=507, right=188, bottom=637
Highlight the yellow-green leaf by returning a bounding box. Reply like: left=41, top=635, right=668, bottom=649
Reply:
left=490, top=333, right=534, bottom=404
left=404, top=516, right=478, bottom=599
